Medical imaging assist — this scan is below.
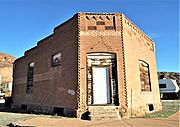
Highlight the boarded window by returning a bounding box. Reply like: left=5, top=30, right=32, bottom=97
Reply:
left=139, top=60, right=151, bottom=91
left=52, top=53, right=61, bottom=66
left=26, top=62, right=34, bottom=94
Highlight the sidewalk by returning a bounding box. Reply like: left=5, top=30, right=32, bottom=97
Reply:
left=18, top=111, right=179, bottom=127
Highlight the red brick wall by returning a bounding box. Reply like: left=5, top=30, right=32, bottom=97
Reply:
left=77, top=13, right=128, bottom=115
left=12, top=15, right=79, bottom=111
left=122, top=15, right=161, bottom=117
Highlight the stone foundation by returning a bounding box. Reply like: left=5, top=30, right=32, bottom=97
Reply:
left=11, top=103, right=76, bottom=117
left=12, top=103, right=162, bottom=119
left=125, top=103, right=162, bottom=118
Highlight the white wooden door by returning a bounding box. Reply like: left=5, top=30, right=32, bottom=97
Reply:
left=92, top=66, right=110, bottom=104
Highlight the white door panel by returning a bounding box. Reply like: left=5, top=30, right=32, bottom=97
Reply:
left=93, top=66, right=110, bottom=104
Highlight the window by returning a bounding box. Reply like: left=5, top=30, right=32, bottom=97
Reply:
left=26, top=62, right=34, bottom=94
left=53, top=107, right=64, bottom=116
left=159, top=84, right=166, bottom=88
left=52, top=53, right=61, bottom=66
left=139, top=60, right=151, bottom=91
left=148, top=104, right=154, bottom=111
left=21, top=104, right=27, bottom=110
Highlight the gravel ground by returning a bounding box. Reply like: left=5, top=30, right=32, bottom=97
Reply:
left=0, top=112, right=36, bottom=127
left=0, top=112, right=63, bottom=127
left=0, top=101, right=179, bottom=127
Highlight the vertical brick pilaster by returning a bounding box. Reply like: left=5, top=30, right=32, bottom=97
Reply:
left=119, top=14, right=128, bottom=115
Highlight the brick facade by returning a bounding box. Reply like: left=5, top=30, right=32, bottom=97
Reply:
left=12, top=12, right=162, bottom=119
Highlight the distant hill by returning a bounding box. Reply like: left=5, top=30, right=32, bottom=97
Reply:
left=0, top=52, right=16, bottom=84
left=0, top=52, right=16, bottom=68
left=157, top=72, right=180, bottom=86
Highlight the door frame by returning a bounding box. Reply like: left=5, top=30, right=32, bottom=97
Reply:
left=86, top=52, right=119, bottom=106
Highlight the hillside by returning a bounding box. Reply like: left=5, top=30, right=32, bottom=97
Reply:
left=157, top=72, right=180, bottom=86
left=0, top=52, right=16, bottom=68
left=0, top=52, right=16, bottom=84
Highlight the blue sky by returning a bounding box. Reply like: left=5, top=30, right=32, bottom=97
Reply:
left=0, top=0, right=179, bottom=72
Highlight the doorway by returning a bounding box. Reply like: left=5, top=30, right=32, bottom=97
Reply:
left=87, top=53, right=119, bottom=105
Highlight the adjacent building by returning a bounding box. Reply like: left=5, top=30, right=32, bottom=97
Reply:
left=12, top=12, right=162, bottom=119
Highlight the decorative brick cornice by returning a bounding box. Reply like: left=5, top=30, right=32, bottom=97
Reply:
left=84, top=12, right=116, bottom=15
left=123, top=15, right=154, bottom=45
left=84, top=13, right=115, bottom=21
left=80, top=31, right=121, bottom=36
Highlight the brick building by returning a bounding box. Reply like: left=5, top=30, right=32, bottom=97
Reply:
left=12, top=12, right=162, bottom=119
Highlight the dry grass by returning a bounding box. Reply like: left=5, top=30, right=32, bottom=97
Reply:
left=143, top=101, right=179, bottom=118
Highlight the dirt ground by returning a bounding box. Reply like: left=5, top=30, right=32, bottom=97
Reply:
left=0, top=101, right=179, bottom=127
left=17, top=111, right=179, bottom=127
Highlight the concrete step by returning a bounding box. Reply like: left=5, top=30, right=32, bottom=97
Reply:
left=90, top=112, right=118, bottom=115
left=88, top=106, right=121, bottom=120
left=90, top=116, right=120, bottom=121
left=88, top=105, right=119, bottom=110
